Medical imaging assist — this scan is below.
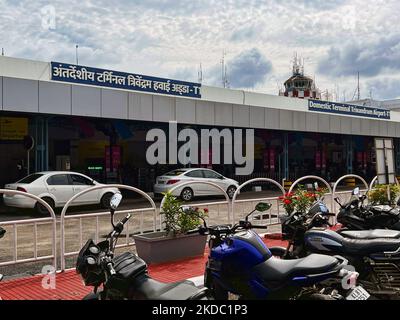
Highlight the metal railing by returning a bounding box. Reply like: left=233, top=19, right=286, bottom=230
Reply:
left=60, top=184, right=157, bottom=271
left=0, top=189, right=57, bottom=269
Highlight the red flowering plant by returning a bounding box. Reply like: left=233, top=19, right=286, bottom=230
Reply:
left=279, top=185, right=328, bottom=215
left=279, top=192, right=296, bottom=214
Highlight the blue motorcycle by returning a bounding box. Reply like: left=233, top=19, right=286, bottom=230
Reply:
left=188, top=203, right=368, bottom=300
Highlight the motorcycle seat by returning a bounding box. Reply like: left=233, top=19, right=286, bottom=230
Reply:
left=339, top=229, right=400, bottom=239
left=341, top=237, right=400, bottom=255
left=253, top=254, right=340, bottom=286
left=370, top=205, right=399, bottom=215
left=131, top=275, right=206, bottom=300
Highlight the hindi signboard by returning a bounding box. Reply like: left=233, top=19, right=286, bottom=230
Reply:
left=51, top=62, right=201, bottom=99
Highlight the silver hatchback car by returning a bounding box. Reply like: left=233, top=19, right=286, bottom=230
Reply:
left=153, top=168, right=239, bottom=201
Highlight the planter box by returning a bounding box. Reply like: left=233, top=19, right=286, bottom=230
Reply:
left=133, top=231, right=207, bottom=264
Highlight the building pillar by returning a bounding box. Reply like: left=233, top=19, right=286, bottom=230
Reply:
left=33, top=116, right=49, bottom=172
left=283, top=132, right=289, bottom=180
left=345, top=136, right=353, bottom=174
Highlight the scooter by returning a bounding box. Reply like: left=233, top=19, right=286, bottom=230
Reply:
left=76, top=193, right=211, bottom=300
left=336, top=187, right=400, bottom=231
left=187, top=202, right=368, bottom=300
left=271, top=199, right=400, bottom=299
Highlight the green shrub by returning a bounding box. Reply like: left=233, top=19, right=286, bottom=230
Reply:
left=160, top=191, right=208, bottom=236
left=368, top=184, right=400, bottom=205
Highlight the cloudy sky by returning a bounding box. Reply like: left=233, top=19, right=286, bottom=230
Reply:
left=1, top=0, right=400, bottom=100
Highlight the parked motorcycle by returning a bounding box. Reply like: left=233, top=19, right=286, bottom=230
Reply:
left=187, top=202, right=368, bottom=300
left=76, top=193, right=210, bottom=300
left=272, top=198, right=400, bottom=299
left=336, top=187, right=400, bottom=231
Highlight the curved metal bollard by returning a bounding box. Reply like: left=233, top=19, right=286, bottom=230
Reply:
left=60, top=184, right=156, bottom=271
left=288, top=175, right=333, bottom=212
left=231, top=178, right=285, bottom=225
left=0, top=189, right=57, bottom=269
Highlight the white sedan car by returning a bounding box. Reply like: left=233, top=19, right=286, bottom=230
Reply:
left=3, top=171, right=119, bottom=214
left=153, top=168, right=239, bottom=201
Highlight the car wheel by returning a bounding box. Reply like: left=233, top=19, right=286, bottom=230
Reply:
left=35, top=197, right=55, bottom=216
left=100, top=192, right=114, bottom=209
left=180, top=188, right=194, bottom=202
left=227, top=185, right=237, bottom=199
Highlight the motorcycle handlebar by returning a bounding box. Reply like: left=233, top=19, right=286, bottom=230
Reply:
left=106, top=262, right=116, bottom=276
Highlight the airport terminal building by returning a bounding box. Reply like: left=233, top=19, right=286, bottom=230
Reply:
left=0, top=56, right=400, bottom=190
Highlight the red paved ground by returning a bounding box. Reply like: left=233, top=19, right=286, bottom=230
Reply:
left=0, top=238, right=287, bottom=300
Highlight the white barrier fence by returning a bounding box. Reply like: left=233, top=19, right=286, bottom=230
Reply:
left=60, top=184, right=157, bottom=271
left=0, top=174, right=385, bottom=271
left=0, top=189, right=57, bottom=269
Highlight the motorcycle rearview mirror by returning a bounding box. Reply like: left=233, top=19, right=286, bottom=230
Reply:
left=0, top=227, right=5, bottom=239
left=352, top=187, right=360, bottom=196
left=255, top=202, right=272, bottom=212
left=110, top=193, right=123, bottom=227
left=110, top=193, right=123, bottom=211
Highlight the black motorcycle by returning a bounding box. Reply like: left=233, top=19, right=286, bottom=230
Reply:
left=76, top=193, right=210, bottom=300
left=336, top=187, right=400, bottom=231
left=271, top=199, right=400, bottom=299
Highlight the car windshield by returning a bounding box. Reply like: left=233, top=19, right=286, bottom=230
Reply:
left=17, top=173, right=44, bottom=184
left=164, top=170, right=187, bottom=176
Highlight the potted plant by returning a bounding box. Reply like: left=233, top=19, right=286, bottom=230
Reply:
left=368, top=184, right=400, bottom=206
left=133, top=192, right=208, bottom=264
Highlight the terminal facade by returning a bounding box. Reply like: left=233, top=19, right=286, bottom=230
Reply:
left=0, top=56, right=400, bottom=190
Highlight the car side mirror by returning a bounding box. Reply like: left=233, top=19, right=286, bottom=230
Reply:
left=255, top=202, right=272, bottom=212
left=110, top=193, right=123, bottom=211
left=0, top=227, right=6, bottom=239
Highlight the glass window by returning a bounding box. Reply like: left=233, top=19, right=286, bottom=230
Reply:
left=70, top=174, right=93, bottom=185
left=185, top=170, right=204, bottom=178
left=18, top=174, right=44, bottom=184
left=164, top=170, right=187, bottom=176
left=47, top=174, right=70, bottom=186
left=203, top=170, right=222, bottom=179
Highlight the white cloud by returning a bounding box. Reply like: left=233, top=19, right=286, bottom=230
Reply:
left=0, top=0, right=399, bottom=100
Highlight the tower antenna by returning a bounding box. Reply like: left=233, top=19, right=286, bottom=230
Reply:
left=198, top=63, right=203, bottom=83
left=75, top=44, right=79, bottom=65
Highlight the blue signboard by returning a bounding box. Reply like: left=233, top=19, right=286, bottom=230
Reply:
left=51, top=62, right=201, bottom=99
left=308, top=99, right=390, bottom=120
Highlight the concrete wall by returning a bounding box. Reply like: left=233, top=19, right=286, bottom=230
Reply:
left=1, top=75, right=400, bottom=138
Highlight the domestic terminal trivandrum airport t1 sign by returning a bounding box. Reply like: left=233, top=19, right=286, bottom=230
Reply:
left=309, top=99, right=391, bottom=120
